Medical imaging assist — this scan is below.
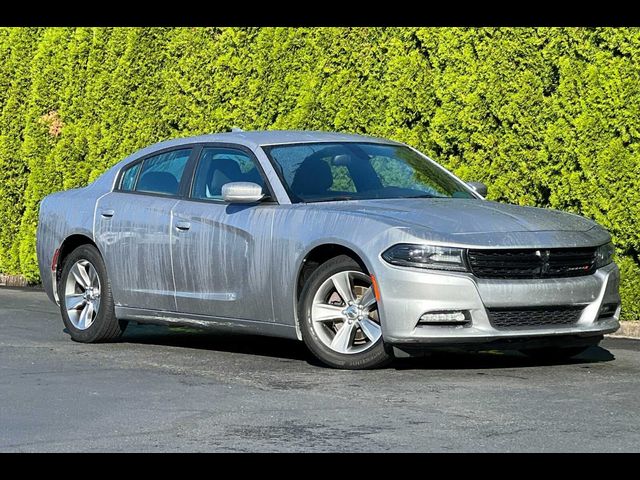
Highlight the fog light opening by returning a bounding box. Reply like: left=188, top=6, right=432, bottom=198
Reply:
left=418, top=310, right=470, bottom=326
left=598, top=303, right=619, bottom=320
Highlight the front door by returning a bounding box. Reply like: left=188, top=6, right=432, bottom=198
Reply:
left=170, top=146, right=276, bottom=322
left=95, top=147, right=192, bottom=311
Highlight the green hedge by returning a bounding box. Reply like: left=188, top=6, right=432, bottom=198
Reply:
left=0, top=27, right=638, bottom=319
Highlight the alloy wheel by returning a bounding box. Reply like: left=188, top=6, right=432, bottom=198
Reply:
left=64, top=259, right=101, bottom=330
left=310, top=270, right=382, bottom=354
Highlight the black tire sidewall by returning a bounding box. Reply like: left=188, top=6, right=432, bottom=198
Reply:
left=58, top=244, right=121, bottom=343
left=298, top=255, right=392, bottom=369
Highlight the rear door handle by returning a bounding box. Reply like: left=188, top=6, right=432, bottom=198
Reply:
left=101, top=210, right=115, bottom=218
left=175, top=221, right=191, bottom=231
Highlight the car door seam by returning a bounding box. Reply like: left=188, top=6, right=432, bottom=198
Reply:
left=169, top=201, right=180, bottom=311
left=92, top=191, right=111, bottom=242
left=269, top=211, right=276, bottom=324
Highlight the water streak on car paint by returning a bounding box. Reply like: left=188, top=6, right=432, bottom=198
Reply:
left=36, top=131, right=619, bottom=345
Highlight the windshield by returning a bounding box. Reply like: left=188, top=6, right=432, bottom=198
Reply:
left=262, top=142, right=476, bottom=203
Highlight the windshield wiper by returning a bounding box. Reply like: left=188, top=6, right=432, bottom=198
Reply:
left=306, top=196, right=356, bottom=203
left=408, top=194, right=437, bottom=198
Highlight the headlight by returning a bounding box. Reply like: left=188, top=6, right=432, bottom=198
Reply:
left=595, top=242, right=615, bottom=269
left=381, top=244, right=468, bottom=272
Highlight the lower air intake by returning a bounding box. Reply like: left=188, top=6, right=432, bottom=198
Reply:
left=487, top=306, right=583, bottom=329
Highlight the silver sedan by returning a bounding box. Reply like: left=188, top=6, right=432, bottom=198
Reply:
left=36, top=131, right=621, bottom=369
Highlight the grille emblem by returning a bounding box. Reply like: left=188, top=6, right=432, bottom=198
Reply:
left=535, top=249, right=551, bottom=276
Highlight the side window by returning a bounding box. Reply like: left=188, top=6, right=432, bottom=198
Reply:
left=191, top=147, right=267, bottom=200
left=135, top=148, right=191, bottom=196
left=269, top=145, right=359, bottom=199
left=120, top=162, right=141, bottom=191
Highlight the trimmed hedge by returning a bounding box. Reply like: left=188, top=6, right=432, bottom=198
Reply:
left=0, top=27, right=638, bottom=319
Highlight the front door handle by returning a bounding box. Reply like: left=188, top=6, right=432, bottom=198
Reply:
left=101, top=210, right=115, bottom=218
left=175, top=221, right=191, bottom=231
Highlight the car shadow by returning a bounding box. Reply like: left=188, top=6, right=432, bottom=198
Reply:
left=392, top=345, right=615, bottom=370
left=120, top=323, right=312, bottom=361
left=117, top=323, right=616, bottom=370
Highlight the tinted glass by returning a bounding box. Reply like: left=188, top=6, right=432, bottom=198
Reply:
left=264, top=142, right=475, bottom=203
left=191, top=147, right=266, bottom=200
left=135, top=149, right=191, bottom=196
left=120, top=162, right=141, bottom=191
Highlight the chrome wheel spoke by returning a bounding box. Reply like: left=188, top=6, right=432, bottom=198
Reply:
left=88, top=265, right=99, bottom=289
left=67, top=309, right=80, bottom=326
left=84, top=302, right=95, bottom=328
left=71, top=262, right=91, bottom=289
left=77, top=303, right=90, bottom=329
left=312, top=303, right=345, bottom=323
left=332, top=271, right=355, bottom=304
left=330, top=321, right=357, bottom=353
left=359, top=318, right=382, bottom=343
left=358, top=287, right=376, bottom=310
left=65, top=294, right=85, bottom=312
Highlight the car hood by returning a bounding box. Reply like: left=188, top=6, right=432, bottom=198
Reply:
left=304, top=198, right=598, bottom=235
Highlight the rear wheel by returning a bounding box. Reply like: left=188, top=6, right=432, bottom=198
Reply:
left=298, top=255, right=392, bottom=369
left=521, top=345, right=591, bottom=362
left=58, top=244, right=126, bottom=343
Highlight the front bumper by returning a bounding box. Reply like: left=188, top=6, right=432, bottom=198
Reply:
left=376, top=261, right=620, bottom=346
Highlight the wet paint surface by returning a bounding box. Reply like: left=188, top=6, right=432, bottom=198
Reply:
left=36, top=131, right=619, bottom=345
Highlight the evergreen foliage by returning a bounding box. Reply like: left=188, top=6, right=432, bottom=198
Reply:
left=0, top=27, right=637, bottom=318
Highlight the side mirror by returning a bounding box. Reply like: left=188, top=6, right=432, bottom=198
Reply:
left=466, top=181, right=488, bottom=197
left=222, top=182, right=265, bottom=203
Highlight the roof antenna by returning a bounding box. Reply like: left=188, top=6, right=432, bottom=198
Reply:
left=231, top=126, right=244, bottom=132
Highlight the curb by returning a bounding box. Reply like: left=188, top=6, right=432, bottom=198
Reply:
left=0, top=274, right=28, bottom=287
left=608, top=321, right=640, bottom=340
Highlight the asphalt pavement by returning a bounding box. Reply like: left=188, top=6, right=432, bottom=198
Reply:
left=1, top=287, right=639, bottom=452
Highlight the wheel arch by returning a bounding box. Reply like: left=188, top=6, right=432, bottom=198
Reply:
left=56, top=233, right=100, bottom=268
left=53, top=234, right=102, bottom=298
left=293, top=241, right=377, bottom=340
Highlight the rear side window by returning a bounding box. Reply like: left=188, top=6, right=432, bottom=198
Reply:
left=120, top=162, right=141, bottom=191
left=129, top=148, right=191, bottom=196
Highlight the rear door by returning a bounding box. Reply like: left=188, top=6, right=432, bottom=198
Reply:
left=95, top=147, right=193, bottom=311
left=170, top=145, right=276, bottom=321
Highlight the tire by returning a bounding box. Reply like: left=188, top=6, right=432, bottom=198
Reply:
left=58, top=244, right=126, bottom=343
left=521, top=345, right=591, bottom=362
left=298, top=255, right=392, bottom=369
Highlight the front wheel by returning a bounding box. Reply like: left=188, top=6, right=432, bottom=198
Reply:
left=58, top=244, right=127, bottom=343
left=298, top=255, right=392, bottom=369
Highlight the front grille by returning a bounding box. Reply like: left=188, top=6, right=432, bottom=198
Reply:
left=487, top=306, right=583, bottom=329
left=468, top=247, right=597, bottom=279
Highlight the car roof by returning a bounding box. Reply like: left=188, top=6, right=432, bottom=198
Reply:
left=139, top=130, right=403, bottom=153
left=103, top=130, right=406, bottom=187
